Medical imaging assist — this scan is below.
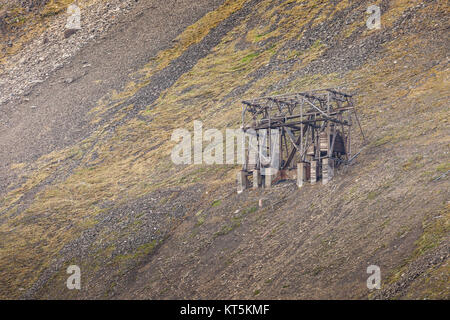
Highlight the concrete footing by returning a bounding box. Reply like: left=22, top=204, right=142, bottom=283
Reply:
left=297, top=162, right=306, bottom=187
left=322, top=158, right=335, bottom=184
left=253, top=170, right=261, bottom=189
left=263, top=168, right=278, bottom=189
left=240, top=158, right=334, bottom=192
left=237, top=171, right=247, bottom=194
left=322, top=158, right=329, bottom=184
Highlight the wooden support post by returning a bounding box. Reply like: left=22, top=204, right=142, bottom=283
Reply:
left=237, top=171, right=247, bottom=194
left=253, top=170, right=261, bottom=189
left=264, top=170, right=273, bottom=188
left=297, top=162, right=306, bottom=188
left=326, top=92, right=331, bottom=158
left=322, top=158, right=329, bottom=185
left=329, top=158, right=334, bottom=180
left=311, top=160, right=317, bottom=184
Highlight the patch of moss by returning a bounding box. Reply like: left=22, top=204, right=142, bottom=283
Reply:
left=435, top=162, right=450, bottom=173
left=214, top=216, right=242, bottom=238
left=212, top=199, right=221, bottom=207
left=242, top=206, right=258, bottom=214
left=240, top=52, right=260, bottom=64
left=402, top=155, right=424, bottom=171
left=114, top=240, right=159, bottom=266
left=196, top=216, right=205, bottom=227
left=367, top=190, right=380, bottom=200
left=386, top=204, right=449, bottom=286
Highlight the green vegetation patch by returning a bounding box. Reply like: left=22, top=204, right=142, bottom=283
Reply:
left=114, top=240, right=159, bottom=266
left=212, top=199, right=222, bottom=207
left=240, top=52, right=260, bottom=64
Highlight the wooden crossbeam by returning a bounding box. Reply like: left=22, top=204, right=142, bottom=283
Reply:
left=326, top=88, right=353, bottom=97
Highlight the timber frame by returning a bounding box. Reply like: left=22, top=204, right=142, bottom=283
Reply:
left=237, top=88, right=366, bottom=193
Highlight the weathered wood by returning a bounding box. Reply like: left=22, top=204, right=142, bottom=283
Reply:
left=239, top=88, right=364, bottom=191
left=237, top=171, right=248, bottom=194
left=322, top=158, right=329, bottom=184
left=297, top=162, right=306, bottom=187
left=311, top=160, right=317, bottom=184
left=253, top=170, right=261, bottom=189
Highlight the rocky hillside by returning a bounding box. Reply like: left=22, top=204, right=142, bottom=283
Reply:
left=0, top=0, right=448, bottom=299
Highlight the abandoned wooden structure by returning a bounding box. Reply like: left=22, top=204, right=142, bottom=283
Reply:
left=237, top=88, right=365, bottom=193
